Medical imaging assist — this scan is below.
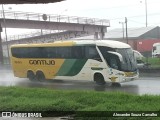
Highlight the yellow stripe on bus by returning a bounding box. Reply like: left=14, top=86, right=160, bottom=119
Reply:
left=11, top=58, right=65, bottom=79
left=11, top=41, right=76, bottom=48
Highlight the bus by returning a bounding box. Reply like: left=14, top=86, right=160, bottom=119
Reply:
left=10, top=40, right=138, bottom=86
left=152, top=43, right=160, bottom=58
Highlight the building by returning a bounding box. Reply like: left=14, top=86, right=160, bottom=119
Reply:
left=76, top=26, right=160, bottom=57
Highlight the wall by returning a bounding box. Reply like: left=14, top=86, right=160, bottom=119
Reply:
left=136, top=39, right=160, bottom=52
left=118, top=39, right=160, bottom=57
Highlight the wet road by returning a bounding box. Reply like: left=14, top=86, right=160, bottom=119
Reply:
left=0, top=65, right=160, bottom=95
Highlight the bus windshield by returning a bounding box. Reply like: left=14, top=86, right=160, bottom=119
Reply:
left=98, top=46, right=137, bottom=72
left=116, top=48, right=137, bottom=72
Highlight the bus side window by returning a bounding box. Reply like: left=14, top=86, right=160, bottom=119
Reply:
left=56, top=47, right=71, bottom=59
left=35, top=47, right=43, bottom=58
left=85, top=46, right=101, bottom=61
left=45, top=47, right=57, bottom=58
left=11, top=48, right=21, bottom=58
left=71, top=46, right=85, bottom=59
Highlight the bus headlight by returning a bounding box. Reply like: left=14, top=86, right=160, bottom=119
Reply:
left=109, top=76, right=118, bottom=82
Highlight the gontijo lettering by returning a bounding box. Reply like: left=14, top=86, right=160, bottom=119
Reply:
left=29, top=60, right=55, bottom=65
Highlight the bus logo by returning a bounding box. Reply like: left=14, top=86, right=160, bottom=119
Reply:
left=2, top=112, right=12, bottom=117
left=29, top=60, right=55, bottom=65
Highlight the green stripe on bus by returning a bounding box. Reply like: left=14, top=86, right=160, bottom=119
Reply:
left=56, top=59, right=87, bottom=76
left=56, top=59, right=76, bottom=76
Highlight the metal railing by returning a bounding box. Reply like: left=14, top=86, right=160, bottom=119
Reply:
left=2, top=30, right=62, bottom=42
left=0, top=10, right=110, bottom=26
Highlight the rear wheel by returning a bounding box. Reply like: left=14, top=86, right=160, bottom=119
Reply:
left=94, top=73, right=106, bottom=85
left=27, top=71, right=35, bottom=81
left=36, top=71, right=45, bottom=82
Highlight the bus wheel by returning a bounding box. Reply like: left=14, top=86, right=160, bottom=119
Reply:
left=27, top=71, right=35, bottom=81
left=36, top=71, right=45, bottom=82
left=111, top=82, right=121, bottom=87
left=94, top=73, right=106, bottom=85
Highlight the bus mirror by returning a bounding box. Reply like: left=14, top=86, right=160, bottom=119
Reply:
left=108, top=51, right=123, bottom=62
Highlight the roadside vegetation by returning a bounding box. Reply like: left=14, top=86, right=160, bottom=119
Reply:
left=143, top=57, right=160, bottom=68
left=1, top=86, right=160, bottom=119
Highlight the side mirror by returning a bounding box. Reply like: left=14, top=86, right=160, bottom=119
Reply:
left=108, top=51, right=123, bottom=62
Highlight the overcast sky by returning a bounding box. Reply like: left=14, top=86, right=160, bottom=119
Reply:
left=1, top=0, right=160, bottom=37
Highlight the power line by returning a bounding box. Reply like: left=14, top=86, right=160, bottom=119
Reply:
left=127, top=19, right=145, bottom=25
left=110, top=12, right=160, bottom=21
left=108, top=26, right=156, bottom=33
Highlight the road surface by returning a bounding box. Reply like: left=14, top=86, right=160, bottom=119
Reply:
left=0, top=65, right=160, bottom=95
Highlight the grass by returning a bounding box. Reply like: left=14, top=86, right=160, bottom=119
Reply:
left=142, top=57, right=160, bottom=68
left=1, top=86, right=160, bottom=119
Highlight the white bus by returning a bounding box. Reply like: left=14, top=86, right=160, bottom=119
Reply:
left=10, top=40, right=138, bottom=86
left=152, top=43, right=160, bottom=57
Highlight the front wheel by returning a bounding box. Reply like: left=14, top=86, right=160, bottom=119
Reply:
left=94, top=73, right=106, bottom=85
left=111, top=82, right=121, bottom=87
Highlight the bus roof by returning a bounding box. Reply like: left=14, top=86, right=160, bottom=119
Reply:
left=11, top=40, right=131, bottom=49
left=74, top=40, right=131, bottom=48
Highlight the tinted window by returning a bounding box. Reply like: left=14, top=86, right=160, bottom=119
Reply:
left=11, top=46, right=101, bottom=60
left=85, top=46, right=101, bottom=60
left=71, top=46, right=85, bottom=59
left=57, top=47, right=71, bottom=58
left=11, top=47, right=44, bottom=58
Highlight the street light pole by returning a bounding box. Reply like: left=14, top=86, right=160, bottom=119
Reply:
left=125, top=17, right=128, bottom=44
left=140, top=0, right=148, bottom=27
left=145, top=0, right=148, bottom=27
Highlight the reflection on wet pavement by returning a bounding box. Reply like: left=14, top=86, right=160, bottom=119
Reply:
left=0, top=65, right=160, bottom=95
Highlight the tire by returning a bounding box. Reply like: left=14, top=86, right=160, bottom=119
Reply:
left=111, top=82, right=121, bottom=87
left=27, top=71, right=35, bottom=81
left=94, top=73, right=106, bottom=85
left=36, top=71, right=45, bottom=82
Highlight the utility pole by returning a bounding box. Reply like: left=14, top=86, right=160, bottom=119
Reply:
left=140, top=0, right=148, bottom=27
left=0, top=24, right=3, bottom=64
left=125, top=17, right=128, bottom=44
left=145, top=0, right=148, bottom=27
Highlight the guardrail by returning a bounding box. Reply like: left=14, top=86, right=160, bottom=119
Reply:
left=0, top=10, right=110, bottom=26
left=2, top=30, right=62, bottom=42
